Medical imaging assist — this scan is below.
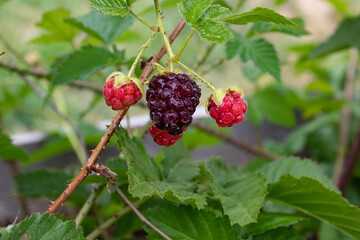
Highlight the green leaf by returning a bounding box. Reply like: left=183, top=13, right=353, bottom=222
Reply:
left=199, top=4, right=232, bottom=22
left=183, top=123, right=224, bottom=150
left=194, top=21, right=233, bottom=43
left=0, top=129, right=29, bottom=162
left=284, top=113, right=339, bottom=153
left=200, top=159, right=267, bottom=226
left=240, top=213, right=306, bottom=238
left=311, top=16, right=360, bottom=57
left=246, top=86, right=296, bottom=126
left=253, top=227, right=305, bottom=240
left=1, top=213, right=85, bottom=240
left=32, top=8, right=78, bottom=43
left=66, top=12, right=132, bottom=44
left=242, top=63, right=264, bottom=82
left=326, top=0, right=350, bottom=16
left=104, top=157, right=129, bottom=182
left=177, top=0, right=212, bottom=27
left=260, top=156, right=338, bottom=193
left=226, top=34, right=281, bottom=81
left=144, top=204, right=239, bottom=240
left=52, top=45, right=114, bottom=84
left=13, top=169, right=73, bottom=198
left=267, top=175, right=360, bottom=239
left=161, top=141, right=198, bottom=182
left=114, top=127, right=207, bottom=209
left=248, top=18, right=309, bottom=37
left=89, top=0, right=129, bottom=16
left=217, top=7, right=295, bottom=26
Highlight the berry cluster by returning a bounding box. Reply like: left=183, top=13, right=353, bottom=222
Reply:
left=103, top=70, right=248, bottom=147
left=103, top=72, right=143, bottom=110
left=207, top=87, right=247, bottom=128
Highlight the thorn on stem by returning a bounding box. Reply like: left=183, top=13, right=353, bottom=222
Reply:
left=0, top=51, right=5, bottom=56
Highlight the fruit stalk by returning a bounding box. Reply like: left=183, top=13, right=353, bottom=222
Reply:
left=154, top=0, right=176, bottom=72
left=127, top=27, right=159, bottom=78
left=174, top=59, right=216, bottom=91
left=174, top=29, right=196, bottom=60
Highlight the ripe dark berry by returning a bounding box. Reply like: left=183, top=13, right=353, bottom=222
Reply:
left=149, top=124, right=183, bottom=146
left=207, top=87, right=247, bottom=128
left=146, top=73, right=201, bottom=135
left=103, top=72, right=143, bottom=111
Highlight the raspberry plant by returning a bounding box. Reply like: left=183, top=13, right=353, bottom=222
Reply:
left=1, top=0, right=360, bottom=240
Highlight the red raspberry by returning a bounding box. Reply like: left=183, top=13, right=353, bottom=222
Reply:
left=149, top=124, right=184, bottom=147
left=207, top=87, right=247, bottom=127
left=103, top=72, right=143, bottom=111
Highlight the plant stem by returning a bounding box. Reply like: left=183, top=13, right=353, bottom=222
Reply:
left=154, top=0, right=176, bottom=72
left=175, top=60, right=216, bottom=91
left=75, top=184, right=104, bottom=227
left=174, top=29, right=195, bottom=60
left=47, top=19, right=186, bottom=214
left=195, top=44, right=215, bottom=70
left=110, top=181, right=171, bottom=240
left=129, top=10, right=155, bottom=30
left=0, top=51, right=5, bottom=56
left=86, top=198, right=148, bottom=240
left=192, top=121, right=277, bottom=161
left=128, top=28, right=159, bottom=78
left=0, top=61, right=104, bottom=94
left=19, top=75, right=88, bottom=165
left=200, top=58, right=225, bottom=76
left=333, top=48, right=358, bottom=184
left=337, top=120, right=360, bottom=192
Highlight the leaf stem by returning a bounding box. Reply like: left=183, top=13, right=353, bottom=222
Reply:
left=154, top=0, right=176, bottom=72
left=86, top=198, right=148, bottom=240
left=75, top=184, right=104, bottom=227
left=174, top=60, right=216, bottom=91
left=173, top=29, right=196, bottom=61
left=110, top=181, right=171, bottom=240
left=129, top=10, right=155, bottom=30
left=128, top=27, right=159, bottom=78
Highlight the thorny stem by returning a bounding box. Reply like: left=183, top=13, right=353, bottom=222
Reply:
left=75, top=184, right=105, bottom=227
left=173, top=29, right=196, bottom=61
left=0, top=51, right=5, bottom=56
left=110, top=181, right=171, bottom=240
left=333, top=48, right=358, bottom=184
left=47, top=19, right=186, bottom=214
left=175, top=59, right=216, bottom=91
left=129, top=10, right=155, bottom=30
left=86, top=198, right=148, bottom=240
left=154, top=0, right=176, bottom=72
left=192, top=121, right=277, bottom=161
left=128, top=27, right=159, bottom=78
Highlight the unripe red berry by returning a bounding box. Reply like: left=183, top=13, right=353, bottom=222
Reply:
left=103, top=72, right=143, bottom=111
left=149, top=124, right=184, bottom=147
left=207, top=87, right=247, bottom=127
